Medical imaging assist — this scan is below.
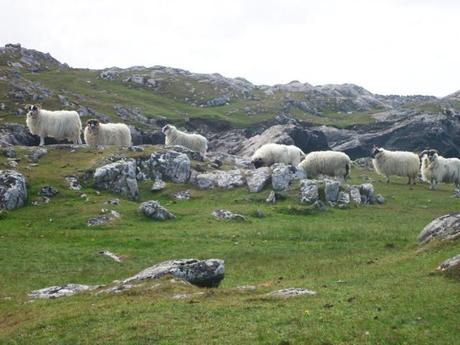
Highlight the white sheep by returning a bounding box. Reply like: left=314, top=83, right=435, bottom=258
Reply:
left=297, top=150, right=351, bottom=180
left=162, top=124, right=208, bottom=155
left=420, top=149, right=460, bottom=190
left=84, top=119, right=132, bottom=147
left=26, top=105, right=82, bottom=146
left=371, top=146, right=419, bottom=184
left=251, top=143, right=305, bottom=168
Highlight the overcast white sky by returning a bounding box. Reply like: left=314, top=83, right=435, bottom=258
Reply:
left=1, top=0, right=459, bottom=97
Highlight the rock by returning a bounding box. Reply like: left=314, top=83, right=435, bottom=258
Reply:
left=31, top=196, right=50, bottom=206
left=437, top=254, right=460, bottom=272
left=246, top=167, right=271, bottom=193
left=375, top=194, right=385, bottom=204
left=94, top=159, right=139, bottom=201
left=174, top=190, right=191, bottom=200
left=299, top=179, right=319, bottom=204
left=360, top=183, right=375, bottom=204
left=324, top=179, right=340, bottom=203
left=0, top=123, right=38, bottom=147
left=151, top=178, right=166, bottom=191
left=347, top=186, right=361, bottom=204
left=206, top=95, right=230, bottom=107
left=353, top=157, right=374, bottom=170
left=98, top=250, right=122, bottom=263
left=122, top=258, right=225, bottom=288
left=129, top=145, right=144, bottom=152
left=337, top=191, right=350, bottom=208
left=87, top=210, right=120, bottom=226
left=313, top=200, right=328, bottom=211
left=28, top=148, right=47, bottom=162
left=64, top=176, right=82, bottom=191
left=267, top=288, right=317, bottom=298
left=139, top=200, right=175, bottom=220
left=271, top=163, right=294, bottom=191
left=3, top=148, right=16, bottom=158
left=29, top=284, right=99, bottom=299
left=104, top=199, right=120, bottom=205
left=418, top=213, right=460, bottom=244
left=39, top=186, right=58, bottom=197
left=148, top=151, right=191, bottom=183
left=266, top=190, right=276, bottom=203
left=212, top=209, right=246, bottom=221
left=194, top=169, right=245, bottom=190
left=255, top=209, right=265, bottom=218
left=0, top=170, right=27, bottom=210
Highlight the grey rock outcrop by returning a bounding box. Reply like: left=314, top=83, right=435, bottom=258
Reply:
left=360, top=183, right=376, bottom=204
left=122, top=258, right=225, bottom=288
left=437, top=254, right=460, bottom=272
left=324, top=179, right=340, bottom=203
left=29, top=284, right=98, bottom=299
left=194, top=169, right=245, bottom=190
left=212, top=209, right=246, bottom=221
left=419, top=213, right=460, bottom=244
left=94, top=159, right=139, bottom=201
left=28, top=148, right=48, bottom=162
left=0, top=170, right=27, bottom=210
left=267, top=288, right=317, bottom=298
left=337, top=191, right=350, bottom=208
left=139, top=200, right=175, bottom=220
left=148, top=151, right=191, bottom=183
left=299, top=179, right=319, bottom=204
left=151, top=178, right=166, bottom=191
left=87, top=210, right=121, bottom=227
left=246, top=167, right=271, bottom=192
left=271, top=163, right=293, bottom=191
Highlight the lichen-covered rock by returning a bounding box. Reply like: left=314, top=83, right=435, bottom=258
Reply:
left=139, top=200, right=175, bottom=220
left=337, top=191, right=350, bottom=208
left=151, top=178, right=166, bottom=191
left=360, top=183, right=376, bottom=204
left=267, top=288, right=317, bottom=298
left=212, top=209, right=246, bottom=221
left=123, top=258, right=225, bottom=288
left=419, top=213, right=460, bottom=244
left=299, top=179, right=319, bottom=204
left=87, top=210, right=120, bottom=227
left=94, top=159, right=139, bottom=201
left=148, top=151, right=191, bottom=183
left=65, top=176, right=82, bottom=191
left=194, top=169, right=245, bottom=190
left=0, top=170, right=27, bottom=210
left=174, top=190, right=191, bottom=200
left=324, top=179, right=340, bottom=203
left=347, top=185, right=361, bottom=204
left=29, top=284, right=99, bottom=299
left=39, top=186, right=58, bottom=197
left=28, top=147, right=47, bottom=162
left=271, top=163, right=293, bottom=191
left=437, top=254, right=460, bottom=272
left=266, top=190, right=277, bottom=203
left=246, top=167, right=271, bottom=192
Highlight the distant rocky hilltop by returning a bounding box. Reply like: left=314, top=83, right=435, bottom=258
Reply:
left=0, top=43, right=459, bottom=158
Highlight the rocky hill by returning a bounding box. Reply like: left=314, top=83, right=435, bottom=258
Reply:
left=1, top=43, right=459, bottom=158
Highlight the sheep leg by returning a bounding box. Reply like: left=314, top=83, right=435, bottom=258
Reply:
left=39, top=136, right=45, bottom=146
left=75, top=136, right=82, bottom=145
left=407, top=176, right=411, bottom=185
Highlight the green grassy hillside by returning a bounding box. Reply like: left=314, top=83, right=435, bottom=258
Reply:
left=0, top=147, right=459, bottom=344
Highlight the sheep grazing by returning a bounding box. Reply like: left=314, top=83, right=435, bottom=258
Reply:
left=371, top=146, right=419, bottom=184
left=251, top=143, right=305, bottom=168
left=26, top=105, right=82, bottom=146
left=84, top=119, right=132, bottom=147
left=420, top=149, right=460, bottom=190
left=162, top=124, right=208, bottom=156
left=297, top=150, right=351, bottom=181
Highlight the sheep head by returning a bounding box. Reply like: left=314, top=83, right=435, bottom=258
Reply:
left=86, top=119, right=100, bottom=132
left=251, top=157, right=264, bottom=168
left=370, top=145, right=383, bottom=158
left=26, top=104, right=40, bottom=118
left=161, top=124, right=175, bottom=135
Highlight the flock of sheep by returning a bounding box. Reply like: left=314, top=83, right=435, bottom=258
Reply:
left=25, top=105, right=460, bottom=191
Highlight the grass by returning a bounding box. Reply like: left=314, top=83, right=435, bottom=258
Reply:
left=0, top=146, right=459, bottom=344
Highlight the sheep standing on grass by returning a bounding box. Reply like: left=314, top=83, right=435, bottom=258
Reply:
left=297, top=150, right=351, bottom=181
left=84, top=119, right=132, bottom=147
left=420, top=149, right=460, bottom=190
left=251, top=143, right=305, bottom=168
left=162, top=124, right=208, bottom=156
left=371, top=146, right=419, bottom=184
left=26, top=105, right=82, bottom=146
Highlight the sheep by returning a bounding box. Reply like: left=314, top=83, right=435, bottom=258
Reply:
left=420, top=149, right=460, bottom=190
left=251, top=143, right=305, bottom=168
left=297, top=150, right=351, bottom=181
left=26, top=104, right=82, bottom=146
left=84, top=119, right=132, bottom=147
left=162, top=124, right=208, bottom=156
left=371, top=146, right=419, bottom=184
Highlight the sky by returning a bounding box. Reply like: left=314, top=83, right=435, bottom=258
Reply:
left=0, top=0, right=459, bottom=97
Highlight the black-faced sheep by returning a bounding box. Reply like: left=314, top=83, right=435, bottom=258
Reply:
left=162, top=124, right=208, bottom=156
left=297, top=150, right=351, bottom=181
left=251, top=143, right=305, bottom=168
left=371, top=146, right=419, bottom=184
left=420, top=149, right=460, bottom=190
left=26, top=105, right=82, bottom=146
left=84, top=119, right=132, bottom=147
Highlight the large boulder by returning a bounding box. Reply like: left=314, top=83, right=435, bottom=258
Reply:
left=246, top=167, right=271, bottom=192
left=299, top=179, right=319, bottom=204
left=271, top=163, right=294, bottom=191
left=148, top=150, right=191, bottom=183
left=437, top=254, right=460, bottom=273
left=94, top=159, right=139, bottom=201
left=0, top=170, right=27, bottom=210
left=419, top=213, right=460, bottom=244
left=123, top=258, right=225, bottom=288
left=324, top=179, right=340, bottom=203
left=193, top=169, right=245, bottom=190
left=139, top=200, right=175, bottom=220
left=0, top=123, right=38, bottom=147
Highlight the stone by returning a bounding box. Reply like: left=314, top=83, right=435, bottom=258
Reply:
left=139, top=200, right=175, bottom=220
left=0, top=123, right=38, bottom=147
left=375, top=194, right=385, bottom=204
left=324, top=179, right=340, bottom=203
left=122, top=258, right=225, bottom=288
left=313, top=200, right=328, bottom=211
left=246, top=167, right=271, bottom=193
left=3, top=148, right=16, bottom=158
left=255, top=209, right=265, bottom=218
left=0, top=170, right=27, bottom=210
left=418, top=213, right=460, bottom=244
left=151, top=178, right=166, bottom=191
left=360, top=183, right=375, bottom=204
left=87, top=210, right=120, bottom=226
left=212, top=209, right=246, bottom=221
left=104, top=199, right=120, bottom=205
left=28, top=148, right=47, bottom=162
left=271, top=163, right=294, bottom=191
left=65, top=176, right=82, bottom=191
left=299, top=179, right=319, bottom=204
left=94, top=159, right=139, bottom=201
left=337, top=191, right=350, bottom=208
left=195, top=169, right=245, bottom=190
left=206, top=95, right=230, bottom=107
left=266, top=190, right=276, bottom=203
left=148, top=151, right=191, bottom=183
left=174, top=190, right=191, bottom=200
left=437, top=254, right=460, bottom=272
left=267, top=288, right=317, bottom=298
left=98, top=250, right=122, bottom=263
left=39, top=186, right=58, bottom=197
left=29, top=284, right=99, bottom=299
left=347, top=185, right=361, bottom=204
left=129, top=145, right=144, bottom=152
